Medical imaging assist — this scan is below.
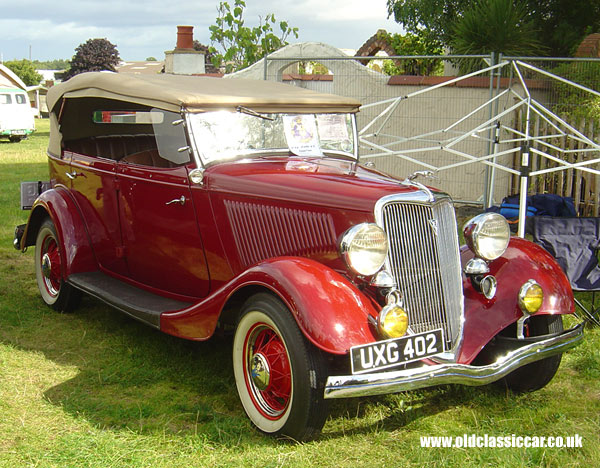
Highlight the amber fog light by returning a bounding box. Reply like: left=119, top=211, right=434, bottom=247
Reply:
left=378, top=293, right=409, bottom=339
left=519, top=279, right=543, bottom=314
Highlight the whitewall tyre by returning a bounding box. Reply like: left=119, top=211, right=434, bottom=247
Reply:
left=233, top=293, right=329, bottom=440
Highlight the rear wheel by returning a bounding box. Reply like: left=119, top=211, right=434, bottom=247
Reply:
left=233, top=293, right=329, bottom=440
left=35, top=218, right=79, bottom=312
left=498, top=315, right=563, bottom=392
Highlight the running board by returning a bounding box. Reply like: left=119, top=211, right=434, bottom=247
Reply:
left=68, top=271, right=193, bottom=328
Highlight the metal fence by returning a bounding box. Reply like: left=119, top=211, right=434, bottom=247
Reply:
left=261, top=53, right=600, bottom=231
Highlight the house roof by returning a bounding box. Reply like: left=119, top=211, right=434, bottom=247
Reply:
left=116, top=61, right=165, bottom=75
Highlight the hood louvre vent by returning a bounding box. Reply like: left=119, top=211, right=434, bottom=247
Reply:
left=225, top=200, right=337, bottom=268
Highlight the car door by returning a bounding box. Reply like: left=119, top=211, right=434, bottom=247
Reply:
left=67, top=143, right=127, bottom=276
left=116, top=111, right=210, bottom=299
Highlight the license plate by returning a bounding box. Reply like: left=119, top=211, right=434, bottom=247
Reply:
left=350, top=329, right=444, bottom=374
left=11, top=130, right=26, bottom=135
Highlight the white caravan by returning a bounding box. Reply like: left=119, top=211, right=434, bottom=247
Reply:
left=0, top=88, right=35, bottom=142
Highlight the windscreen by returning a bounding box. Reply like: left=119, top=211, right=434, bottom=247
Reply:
left=187, top=111, right=356, bottom=165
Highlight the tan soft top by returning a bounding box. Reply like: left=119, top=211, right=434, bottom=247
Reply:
left=47, top=72, right=361, bottom=114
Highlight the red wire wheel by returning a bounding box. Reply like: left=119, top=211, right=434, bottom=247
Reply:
left=243, top=323, right=292, bottom=419
left=233, top=293, right=330, bottom=440
left=34, top=218, right=79, bottom=311
left=39, top=230, right=61, bottom=299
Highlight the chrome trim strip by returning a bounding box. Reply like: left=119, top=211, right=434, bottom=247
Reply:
left=183, top=109, right=204, bottom=169
left=323, top=323, right=584, bottom=399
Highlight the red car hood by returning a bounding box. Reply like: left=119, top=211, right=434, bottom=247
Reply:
left=204, top=157, right=437, bottom=212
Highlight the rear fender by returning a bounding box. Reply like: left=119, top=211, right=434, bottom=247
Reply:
left=459, top=236, right=575, bottom=363
left=20, top=187, right=97, bottom=277
left=160, top=257, right=380, bottom=355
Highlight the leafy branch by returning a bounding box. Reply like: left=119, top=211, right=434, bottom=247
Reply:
left=209, top=0, right=299, bottom=73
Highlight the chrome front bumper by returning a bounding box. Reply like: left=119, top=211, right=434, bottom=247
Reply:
left=324, top=323, right=584, bottom=399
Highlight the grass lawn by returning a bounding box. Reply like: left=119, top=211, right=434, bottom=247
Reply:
left=0, top=120, right=599, bottom=467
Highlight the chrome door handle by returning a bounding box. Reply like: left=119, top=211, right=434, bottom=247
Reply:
left=65, top=171, right=78, bottom=180
left=165, top=195, right=187, bottom=206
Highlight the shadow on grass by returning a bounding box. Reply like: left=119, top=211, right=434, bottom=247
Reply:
left=0, top=273, right=519, bottom=445
left=0, top=286, right=261, bottom=443
left=0, top=238, right=507, bottom=444
left=322, top=382, right=505, bottom=439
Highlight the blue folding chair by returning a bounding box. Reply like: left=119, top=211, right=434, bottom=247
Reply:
left=532, top=216, right=600, bottom=326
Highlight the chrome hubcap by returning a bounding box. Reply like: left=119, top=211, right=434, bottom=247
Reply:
left=251, top=352, right=271, bottom=390
left=41, top=253, right=52, bottom=279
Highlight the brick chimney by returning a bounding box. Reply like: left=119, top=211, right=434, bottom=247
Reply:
left=176, top=25, right=194, bottom=50
left=165, top=25, right=205, bottom=75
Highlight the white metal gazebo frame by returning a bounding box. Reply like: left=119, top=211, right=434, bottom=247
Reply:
left=357, top=59, right=600, bottom=237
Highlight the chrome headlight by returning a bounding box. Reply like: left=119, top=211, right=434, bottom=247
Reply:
left=340, top=223, right=388, bottom=276
left=463, top=213, right=510, bottom=261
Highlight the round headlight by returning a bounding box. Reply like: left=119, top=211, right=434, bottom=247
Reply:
left=463, top=213, right=510, bottom=261
left=519, top=279, right=543, bottom=314
left=340, top=223, right=388, bottom=276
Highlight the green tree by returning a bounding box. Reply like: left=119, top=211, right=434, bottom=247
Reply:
left=528, top=0, right=600, bottom=57
left=387, top=0, right=469, bottom=45
left=450, top=0, right=544, bottom=56
left=3, top=60, right=43, bottom=86
left=64, top=38, right=120, bottom=80
left=31, top=59, right=70, bottom=70
left=377, top=30, right=444, bottom=76
left=550, top=62, right=600, bottom=119
left=387, top=0, right=600, bottom=56
left=209, top=0, right=299, bottom=73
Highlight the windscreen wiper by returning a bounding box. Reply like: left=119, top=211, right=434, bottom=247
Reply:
left=236, top=106, right=275, bottom=121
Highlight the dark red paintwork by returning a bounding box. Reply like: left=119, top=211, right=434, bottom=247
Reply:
left=23, top=186, right=97, bottom=278
left=68, top=151, right=126, bottom=275
left=458, top=237, right=574, bottom=364
left=206, top=157, right=415, bottom=213
left=23, top=150, right=576, bottom=362
left=160, top=257, right=380, bottom=354
left=117, top=163, right=210, bottom=299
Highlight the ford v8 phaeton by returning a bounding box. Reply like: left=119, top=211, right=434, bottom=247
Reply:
left=15, top=72, right=584, bottom=440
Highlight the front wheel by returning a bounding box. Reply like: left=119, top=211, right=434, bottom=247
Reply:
left=35, top=218, right=79, bottom=312
left=233, top=293, right=329, bottom=440
left=498, top=314, right=564, bottom=392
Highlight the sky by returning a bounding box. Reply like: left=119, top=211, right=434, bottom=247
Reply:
left=0, top=0, right=405, bottom=63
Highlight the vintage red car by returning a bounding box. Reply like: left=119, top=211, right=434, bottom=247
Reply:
left=15, top=72, right=584, bottom=440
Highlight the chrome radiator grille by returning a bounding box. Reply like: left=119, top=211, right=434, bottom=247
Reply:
left=379, top=198, right=463, bottom=352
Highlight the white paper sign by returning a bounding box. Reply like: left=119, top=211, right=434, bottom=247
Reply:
left=316, top=114, right=348, bottom=141
left=283, top=115, right=323, bottom=157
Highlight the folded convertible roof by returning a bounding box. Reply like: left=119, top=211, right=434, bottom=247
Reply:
left=47, top=72, right=361, bottom=114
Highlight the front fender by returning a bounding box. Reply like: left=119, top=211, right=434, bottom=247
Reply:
left=458, top=236, right=575, bottom=364
left=21, top=187, right=97, bottom=277
left=160, top=257, right=380, bottom=354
